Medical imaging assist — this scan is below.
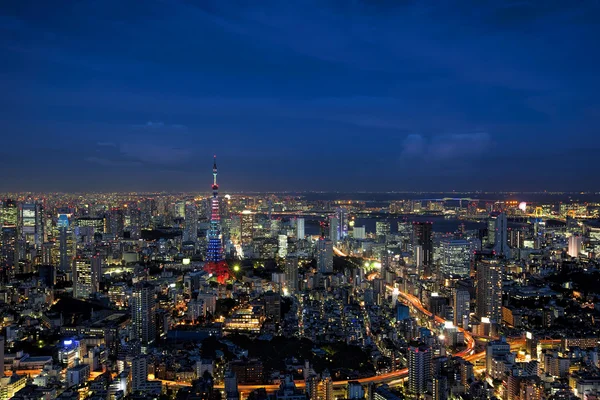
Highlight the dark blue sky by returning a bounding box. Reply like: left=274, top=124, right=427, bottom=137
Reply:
left=1, top=1, right=599, bottom=192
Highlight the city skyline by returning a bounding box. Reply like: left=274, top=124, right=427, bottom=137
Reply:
left=1, top=1, right=600, bottom=192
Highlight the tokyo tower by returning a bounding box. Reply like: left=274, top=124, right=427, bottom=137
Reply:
left=203, top=155, right=231, bottom=284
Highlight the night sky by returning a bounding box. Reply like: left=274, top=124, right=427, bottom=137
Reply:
left=1, top=1, right=599, bottom=192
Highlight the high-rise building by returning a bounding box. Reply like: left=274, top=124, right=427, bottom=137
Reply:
left=240, top=211, right=254, bottom=245
left=72, top=255, right=101, bottom=299
left=183, top=201, right=198, bottom=243
left=353, top=226, right=366, bottom=240
left=296, top=218, right=305, bottom=239
left=491, top=212, right=510, bottom=257
left=131, top=356, right=148, bottom=392
left=329, top=216, right=339, bottom=242
left=453, top=288, right=470, bottom=329
left=413, top=222, right=433, bottom=268
left=486, top=337, right=511, bottom=375
left=0, top=200, right=17, bottom=228
left=346, top=381, right=365, bottom=400
left=131, top=282, right=157, bottom=350
left=376, top=221, right=391, bottom=238
left=336, top=208, right=348, bottom=240
left=264, top=291, right=281, bottom=323
left=19, top=202, right=43, bottom=247
left=316, top=238, right=333, bottom=274
left=408, top=344, right=431, bottom=395
left=568, top=235, right=582, bottom=257
left=476, top=259, right=503, bottom=323
left=285, top=256, right=299, bottom=293
left=224, top=370, right=239, bottom=400
left=174, top=200, right=185, bottom=220
left=440, top=239, right=472, bottom=276
left=106, top=208, right=124, bottom=237
left=58, top=214, right=74, bottom=272
left=432, top=375, right=448, bottom=400
left=278, top=235, right=288, bottom=258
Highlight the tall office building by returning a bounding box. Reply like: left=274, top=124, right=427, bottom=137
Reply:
left=568, top=235, right=582, bottom=258
left=174, top=200, right=185, bottom=220
left=486, top=337, right=511, bottom=375
left=131, top=356, right=148, bottom=392
left=376, top=221, right=391, bottom=239
left=353, top=226, right=366, bottom=240
left=408, top=344, right=431, bottom=396
left=329, top=216, right=339, bottom=242
left=183, top=201, right=198, bottom=243
left=453, top=288, right=470, bottom=329
left=278, top=235, right=288, bottom=258
left=413, top=222, right=433, bottom=268
left=131, top=282, right=157, bottom=350
left=432, top=375, right=448, bottom=400
left=476, top=259, right=503, bottom=323
left=19, top=202, right=43, bottom=247
left=73, top=255, right=102, bottom=299
left=285, top=256, right=299, bottom=293
left=58, top=214, right=74, bottom=272
left=320, top=370, right=334, bottom=400
left=264, top=291, right=281, bottom=323
left=224, top=370, right=239, bottom=400
left=296, top=218, right=305, bottom=239
left=316, top=238, right=333, bottom=274
left=0, top=200, right=17, bottom=228
left=439, top=239, right=472, bottom=276
left=240, top=211, right=254, bottom=245
left=336, top=208, right=348, bottom=240
left=106, top=208, right=125, bottom=237
left=491, top=213, right=510, bottom=257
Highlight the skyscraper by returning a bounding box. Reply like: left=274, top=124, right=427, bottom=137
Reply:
left=131, top=282, right=157, bottom=350
left=413, top=222, right=433, bottom=269
left=568, top=235, right=582, bottom=257
left=204, top=156, right=231, bottom=284
left=264, top=290, right=281, bottom=323
left=432, top=375, right=448, bottom=400
left=131, top=356, right=148, bottom=392
left=375, top=221, right=391, bottom=239
left=73, top=255, right=101, bottom=299
left=336, top=208, right=348, bottom=240
left=329, top=216, right=339, bottom=242
left=285, top=256, right=299, bottom=293
left=476, top=259, right=503, bottom=323
left=296, top=218, right=305, bottom=239
left=240, top=211, right=254, bottom=245
left=492, top=212, right=510, bottom=257
left=183, top=201, right=198, bottom=243
left=0, top=200, right=17, bottom=228
left=19, top=202, right=43, bottom=247
left=408, top=344, right=431, bottom=396
left=224, top=370, right=240, bottom=400
left=316, top=238, right=333, bottom=274
left=58, top=213, right=74, bottom=272
left=453, top=288, right=470, bottom=329
left=278, top=234, right=288, bottom=258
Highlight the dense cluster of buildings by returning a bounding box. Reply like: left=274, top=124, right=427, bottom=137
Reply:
left=1, top=161, right=600, bottom=400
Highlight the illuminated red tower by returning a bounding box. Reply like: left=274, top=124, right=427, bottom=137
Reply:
left=203, top=156, right=231, bottom=284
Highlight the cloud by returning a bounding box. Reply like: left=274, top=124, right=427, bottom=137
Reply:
left=87, top=122, right=194, bottom=167
left=97, top=141, right=117, bottom=147
left=119, top=141, right=192, bottom=165
left=85, top=156, right=141, bottom=167
left=401, top=132, right=492, bottom=160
